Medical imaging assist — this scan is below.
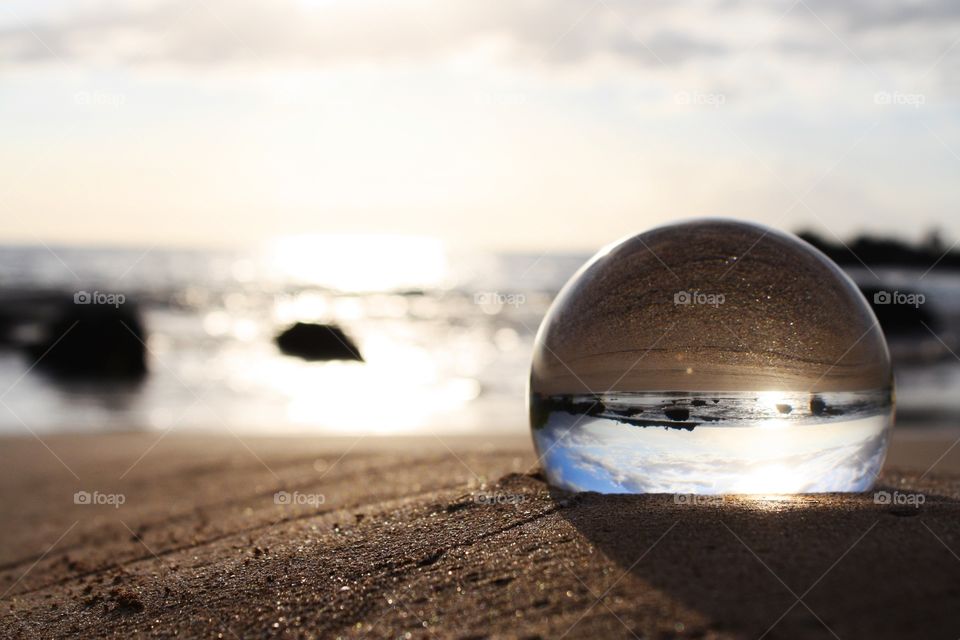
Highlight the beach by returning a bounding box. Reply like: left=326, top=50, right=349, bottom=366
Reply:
left=4, top=0, right=960, bottom=637
left=2, top=428, right=959, bottom=639
left=2, top=242, right=959, bottom=639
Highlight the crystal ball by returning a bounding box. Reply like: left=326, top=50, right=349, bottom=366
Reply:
left=530, top=219, right=893, bottom=494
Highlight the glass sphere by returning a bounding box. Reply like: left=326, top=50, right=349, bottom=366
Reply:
left=530, top=219, right=893, bottom=494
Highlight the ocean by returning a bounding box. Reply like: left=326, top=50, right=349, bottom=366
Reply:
left=0, top=240, right=957, bottom=435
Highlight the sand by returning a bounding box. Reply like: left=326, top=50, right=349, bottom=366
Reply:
left=1, top=429, right=959, bottom=639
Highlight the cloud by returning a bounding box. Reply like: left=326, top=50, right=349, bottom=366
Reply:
left=795, top=0, right=960, bottom=30
left=1, top=0, right=956, bottom=76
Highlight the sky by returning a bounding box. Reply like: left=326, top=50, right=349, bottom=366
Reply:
left=1, top=0, right=959, bottom=251
left=535, top=409, right=887, bottom=493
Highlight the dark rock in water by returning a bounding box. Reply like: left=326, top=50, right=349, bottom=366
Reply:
left=530, top=394, right=609, bottom=429
left=712, top=398, right=720, bottom=404
left=529, top=394, right=551, bottom=430
left=27, top=302, right=148, bottom=380
left=276, top=322, right=363, bottom=362
left=859, top=284, right=937, bottom=337
left=810, top=396, right=827, bottom=416
left=691, top=399, right=707, bottom=406
left=0, top=313, right=15, bottom=347
left=0, top=290, right=69, bottom=349
left=809, top=395, right=846, bottom=417
left=776, top=404, right=793, bottom=414
left=663, top=407, right=690, bottom=421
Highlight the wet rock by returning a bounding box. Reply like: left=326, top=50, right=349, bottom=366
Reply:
left=810, top=396, right=827, bottom=416
left=809, top=395, right=844, bottom=417
left=275, top=322, right=363, bottom=361
left=776, top=404, right=793, bottom=414
left=27, top=302, right=148, bottom=380
left=663, top=407, right=690, bottom=421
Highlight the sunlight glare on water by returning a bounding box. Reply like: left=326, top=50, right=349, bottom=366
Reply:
left=264, top=234, right=450, bottom=293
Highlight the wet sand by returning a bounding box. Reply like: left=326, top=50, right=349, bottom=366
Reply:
left=1, top=429, right=959, bottom=639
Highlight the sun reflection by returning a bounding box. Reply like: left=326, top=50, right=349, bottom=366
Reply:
left=209, top=234, right=486, bottom=433
left=264, top=234, right=449, bottom=293
left=756, top=390, right=789, bottom=409
left=753, top=391, right=793, bottom=429
left=737, top=493, right=807, bottom=511
left=229, top=328, right=480, bottom=433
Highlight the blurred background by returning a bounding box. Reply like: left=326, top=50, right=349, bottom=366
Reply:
left=0, top=0, right=958, bottom=435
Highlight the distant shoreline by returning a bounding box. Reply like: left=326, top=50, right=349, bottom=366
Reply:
left=798, top=229, right=960, bottom=270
